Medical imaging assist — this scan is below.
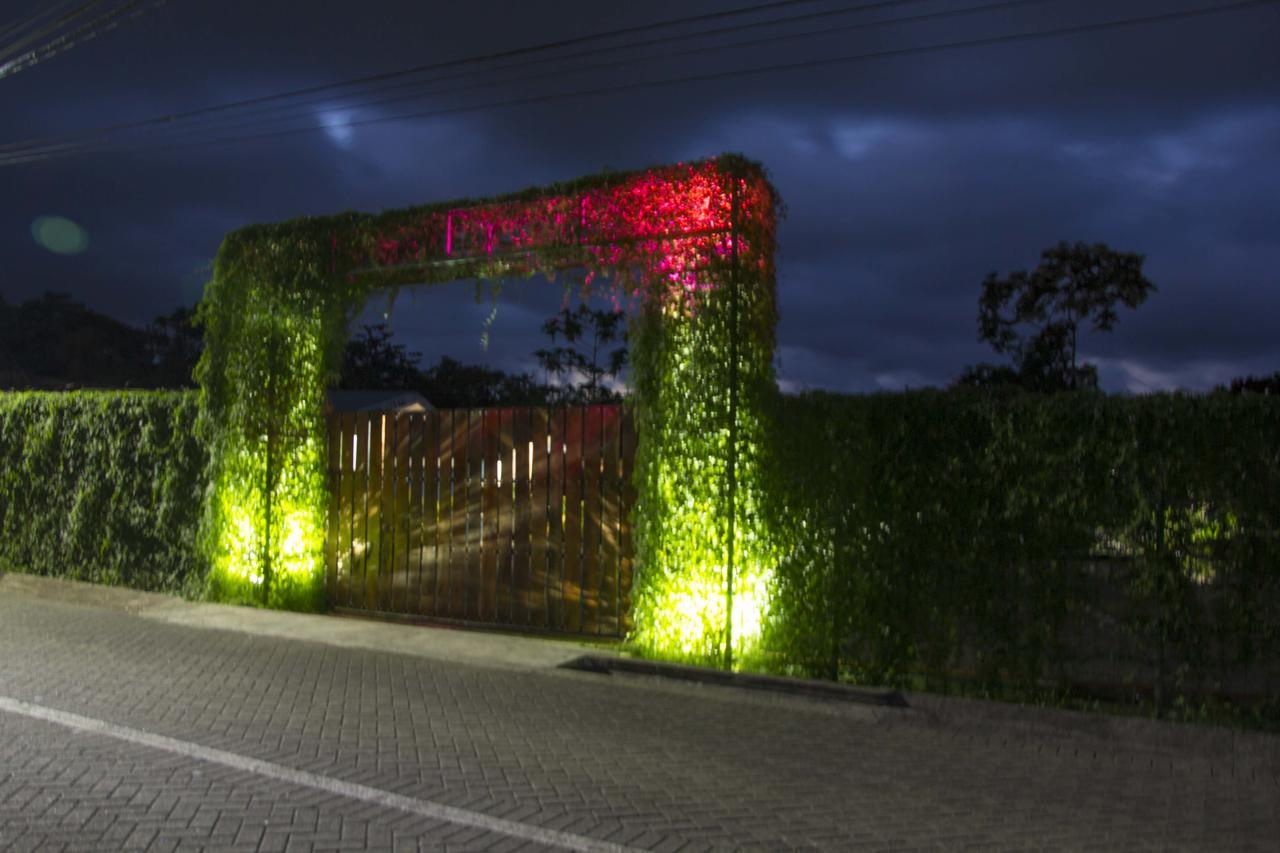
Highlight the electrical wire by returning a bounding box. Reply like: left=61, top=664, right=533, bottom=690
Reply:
left=0, top=0, right=927, bottom=154
left=0, top=0, right=85, bottom=45
left=12, top=0, right=1049, bottom=155
left=0, top=0, right=168, bottom=82
left=0, top=0, right=107, bottom=60
left=93, top=0, right=949, bottom=140
left=1, top=0, right=1274, bottom=165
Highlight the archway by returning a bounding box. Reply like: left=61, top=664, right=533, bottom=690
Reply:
left=195, top=153, right=779, bottom=665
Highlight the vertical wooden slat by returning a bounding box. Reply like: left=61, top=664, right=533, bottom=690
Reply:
left=512, top=408, right=532, bottom=625
left=393, top=412, right=409, bottom=612
left=482, top=408, right=500, bottom=621
left=495, top=408, right=514, bottom=623
left=380, top=413, right=396, bottom=612
left=619, top=405, right=636, bottom=635
left=547, top=408, right=565, bottom=630
left=408, top=413, right=424, bottom=615
left=598, top=405, right=622, bottom=636
left=450, top=410, right=468, bottom=619
left=421, top=410, right=438, bottom=616
left=466, top=409, right=484, bottom=620
left=365, top=413, right=382, bottom=610
left=529, top=408, right=550, bottom=629
left=581, top=405, right=603, bottom=635
left=563, top=407, right=584, bottom=634
left=326, top=414, right=340, bottom=607
left=337, top=413, right=353, bottom=608
left=438, top=409, right=455, bottom=619
left=352, top=413, right=369, bottom=610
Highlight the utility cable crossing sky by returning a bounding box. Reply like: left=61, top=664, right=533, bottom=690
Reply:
left=0, top=0, right=1274, bottom=165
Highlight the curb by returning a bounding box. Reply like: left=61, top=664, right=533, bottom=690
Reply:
left=560, top=654, right=909, bottom=707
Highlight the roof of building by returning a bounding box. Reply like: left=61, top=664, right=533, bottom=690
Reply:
left=327, top=389, right=434, bottom=413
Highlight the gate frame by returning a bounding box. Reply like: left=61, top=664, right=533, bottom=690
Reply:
left=196, top=153, right=779, bottom=666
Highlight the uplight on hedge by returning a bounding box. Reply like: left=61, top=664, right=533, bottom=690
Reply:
left=196, top=155, right=781, bottom=667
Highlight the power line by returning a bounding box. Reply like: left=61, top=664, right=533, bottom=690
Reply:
left=1, top=0, right=1274, bottom=165
left=14, top=0, right=1046, bottom=156
left=0, top=0, right=168, bottom=82
left=0, top=0, right=84, bottom=45
left=0, top=0, right=106, bottom=60
left=0, top=0, right=913, bottom=154
left=100, top=0, right=949, bottom=141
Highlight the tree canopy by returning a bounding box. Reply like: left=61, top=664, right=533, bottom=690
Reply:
left=962, top=241, right=1156, bottom=391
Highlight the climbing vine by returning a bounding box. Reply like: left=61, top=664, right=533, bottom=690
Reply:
left=196, top=152, right=781, bottom=666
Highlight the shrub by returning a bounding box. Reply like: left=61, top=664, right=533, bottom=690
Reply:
left=0, top=391, right=208, bottom=596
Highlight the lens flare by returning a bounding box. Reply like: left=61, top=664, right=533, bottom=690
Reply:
left=31, top=216, right=88, bottom=255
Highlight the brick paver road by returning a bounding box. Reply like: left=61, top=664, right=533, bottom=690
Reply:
left=1, top=593, right=1277, bottom=852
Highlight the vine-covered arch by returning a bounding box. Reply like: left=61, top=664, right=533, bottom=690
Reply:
left=196, top=153, right=779, bottom=664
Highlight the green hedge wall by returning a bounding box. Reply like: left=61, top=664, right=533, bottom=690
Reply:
left=761, top=389, right=1280, bottom=708
left=0, top=391, right=208, bottom=595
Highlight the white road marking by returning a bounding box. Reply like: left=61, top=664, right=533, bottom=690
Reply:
left=0, top=694, right=642, bottom=853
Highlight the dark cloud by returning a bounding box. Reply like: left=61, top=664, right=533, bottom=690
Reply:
left=1, top=0, right=1277, bottom=392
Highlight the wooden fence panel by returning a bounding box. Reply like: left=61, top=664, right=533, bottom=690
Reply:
left=407, top=413, right=424, bottom=612
left=448, top=410, right=467, bottom=620
left=379, top=414, right=395, bottom=612
left=619, top=407, right=636, bottom=635
left=547, top=408, right=566, bottom=630
left=365, top=414, right=382, bottom=610
left=330, top=412, right=345, bottom=601
left=581, top=406, right=603, bottom=635
left=481, top=409, right=499, bottom=621
left=466, top=410, right=484, bottom=620
left=352, top=413, right=369, bottom=610
left=327, top=404, right=635, bottom=636
left=562, top=407, right=584, bottom=634
left=336, top=414, right=352, bottom=607
left=419, top=412, right=439, bottom=615
left=393, top=412, right=411, bottom=612
left=496, top=409, right=513, bottom=623
left=529, top=408, right=550, bottom=626
left=512, top=409, right=531, bottom=626
left=599, top=405, right=622, bottom=637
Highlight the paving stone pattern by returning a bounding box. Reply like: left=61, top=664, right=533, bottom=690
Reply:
left=0, top=596, right=1277, bottom=851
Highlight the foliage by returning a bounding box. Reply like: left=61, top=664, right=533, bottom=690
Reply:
left=146, top=306, right=204, bottom=388
left=0, top=293, right=203, bottom=389
left=197, top=154, right=781, bottom=640
left=337, top=322, right=552, bottom=406
left=534, top=304, right=628, bottom=404
left=420, top=356, right=551, bottom=408
left=1223, top=371, right=1280, bottom=395
left=339, top=323, right=424, bottom=390
left=971, top=242, right=1155, bottom=391
left=760, top=389, right=1280, bottom=718
left=0, top=391, right=208, bottom=595
left=0, top=291, right=154, bottom=388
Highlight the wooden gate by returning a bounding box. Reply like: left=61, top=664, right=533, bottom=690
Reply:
left=326, top=404, right=636, bottom=637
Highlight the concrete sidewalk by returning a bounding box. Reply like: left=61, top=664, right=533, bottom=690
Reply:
left=3, top=570, right=1278, bottom=779
left=0, top=571, right=606, bottom=673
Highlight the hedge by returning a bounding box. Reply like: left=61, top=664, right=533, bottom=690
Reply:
left=0, top=391, right=208, bottom=595
left=760, top=389, right=1280, bottom=712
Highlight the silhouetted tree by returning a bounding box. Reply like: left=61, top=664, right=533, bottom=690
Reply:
left=340, top=323, right=424, bottom=390
left=0, top=292, right=155, bottom=388
left=534, top=305, right=628, bottom=404
left=964, top=241, right=1155, bottom=391
left=1222, top=371, right=1280, bottom=395
left=146, top=306, right=203, bottom=387
left=420, top=356, right=551, bottom=408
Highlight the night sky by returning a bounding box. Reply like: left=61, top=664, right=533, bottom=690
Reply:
left=2, top=0, right=1277, bottom=393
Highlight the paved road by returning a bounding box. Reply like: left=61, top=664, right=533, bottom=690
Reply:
left=0, top=591, right=1277, bottom=852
